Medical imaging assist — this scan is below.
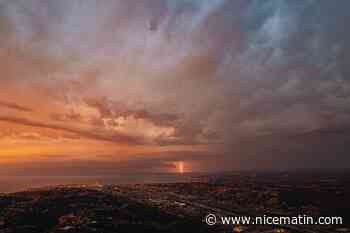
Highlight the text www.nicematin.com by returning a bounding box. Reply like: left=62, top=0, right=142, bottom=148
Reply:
left=205, top=214, right=343, bottom=226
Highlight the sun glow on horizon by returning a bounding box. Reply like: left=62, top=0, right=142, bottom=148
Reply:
left=177, top=161, right=185, bottom=174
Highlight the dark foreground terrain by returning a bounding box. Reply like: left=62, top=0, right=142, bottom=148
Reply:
left=1, top=172, right=349, bottom=233
left=0, top=187, right=213, bottom=233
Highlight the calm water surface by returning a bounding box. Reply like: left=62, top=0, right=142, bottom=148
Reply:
left=0, top=174, right=198, bottom=193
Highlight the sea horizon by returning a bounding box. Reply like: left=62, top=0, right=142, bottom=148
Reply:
left=0, top=173, right=205, bottom=193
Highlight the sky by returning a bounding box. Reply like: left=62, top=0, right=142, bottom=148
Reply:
left=0, top=0, right=349, bottom=175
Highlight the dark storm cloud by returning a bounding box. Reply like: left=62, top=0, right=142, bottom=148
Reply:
left=1, top=0, right=350, bottom=169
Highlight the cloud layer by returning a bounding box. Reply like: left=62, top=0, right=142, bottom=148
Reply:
left=0, top=0, right=350, bottom=172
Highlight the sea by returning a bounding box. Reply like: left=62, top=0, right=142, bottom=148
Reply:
left=0, top=173, right=205, bottom=193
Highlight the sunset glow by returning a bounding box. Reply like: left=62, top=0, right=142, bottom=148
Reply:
left=0, top=0, right=350, bottom=176
left=178, top=162, right=185, bottom=174
left=0, top=2, right=349, bottom=233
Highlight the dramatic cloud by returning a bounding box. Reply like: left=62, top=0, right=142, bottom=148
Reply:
left=0, top=100, right=32, bottom=112
left=0, top=115, right=145, bottom=145
left=0, top=0, right=350, bottom=172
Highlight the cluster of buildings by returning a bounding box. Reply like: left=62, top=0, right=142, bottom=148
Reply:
left=0, top=172, right=349, bottom=233
left=0, top=186, right=215, bottom=233
left=103, top=171, right=349, bottom=233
